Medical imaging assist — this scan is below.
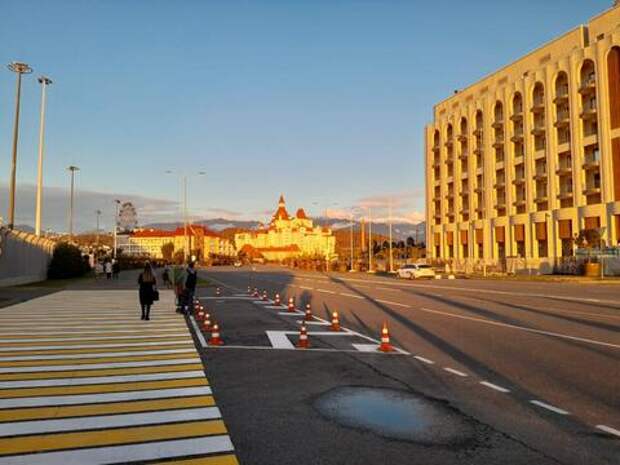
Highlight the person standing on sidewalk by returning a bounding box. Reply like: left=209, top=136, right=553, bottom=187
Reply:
left=105, top=260, right=113, bottom=280
left=185, top=261, right=198, bottom=304
left=138, top=262, right=158, bottom=320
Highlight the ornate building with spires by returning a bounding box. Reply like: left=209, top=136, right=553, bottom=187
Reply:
left=234, top=195, right=337, bottom=261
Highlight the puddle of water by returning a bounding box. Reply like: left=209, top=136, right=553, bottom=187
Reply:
left=315, top=386, right=473, bottom=444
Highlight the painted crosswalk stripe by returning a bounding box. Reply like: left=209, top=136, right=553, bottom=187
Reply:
left=0, top=362, right=204, bottom=380
left=0, top=435, right=234, bottom=465
left=0, top=406, right=221, bottom=437
left=0, top=419, right=227, bottom=456
left=0, top=385, right=213, bottom=408
left=0, top=352, right=200, bottom=368
left=0, top=347, right=196, bottom=362
left=0, top=395, right=215, bottom=422
left=0, top=340, right=192, bottom=352
left=0, top=370, right=205, bottom=388
left=0, top=333, right=189, bottom=344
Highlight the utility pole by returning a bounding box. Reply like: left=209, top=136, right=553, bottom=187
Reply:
left=67, top=166, right=79, bottom=239
left=7, top=62, right=33, bottom=230
left=350, top=214, right=354, bottom=272
left=35, top=76, right=52, bottom=236
left=183, top=175, right=189, bottom=262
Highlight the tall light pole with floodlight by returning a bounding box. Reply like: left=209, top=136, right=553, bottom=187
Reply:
left=113, top=200, right=121, bottom=258
left=67, top=166, right=80, bottom=239
left=95, top=209, right=102, bottom=245
left=35, top=76, right=53, bottom=236
left=7, top=62, right=33, bottom=230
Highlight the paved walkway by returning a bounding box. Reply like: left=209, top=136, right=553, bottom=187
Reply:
left=0, top=289, right=238, bottom=465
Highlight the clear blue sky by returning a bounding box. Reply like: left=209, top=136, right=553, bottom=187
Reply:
left=0, top=0, right=612, bottom=231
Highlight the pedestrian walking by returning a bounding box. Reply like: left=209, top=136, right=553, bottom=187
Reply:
left=162, top=263, right=172, bottom=289
left=105, top=260, right=113, bottom=280
left=185, top=261, right=198, bottom=304
left=138, top=262, right=158, bottom=320
left=112, top=259, right=120, bottom=279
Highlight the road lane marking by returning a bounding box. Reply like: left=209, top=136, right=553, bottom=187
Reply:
left=0, top=406, right=222, bottom=437
left=414, top=356, right=435, bottom=364
left=299, top=286, right=314, bottom=290
left=0, top=386, right=213, bottom=409
left=339, top=293, right=365, bottom=299
left=189, top=316, right=207, bottom=348
left=480, top=381, right=510, bottom=393
left=0, top=340, right=191, bottom=352
left=376, top=299, right=410, bottom=308
left=418, top=307, right=620, bottom=349
left=0, top=348, right=197, bottom=362
left=0, top=333, right=189, bottom=344
left=0, top=370, right=205, bottom=388
left=529, top=400, right=569, bottom=415
left=596, top=424, right=620, bottom=438
left=444, top=367, right=468, bottom=377
left=0, top=353, right=202, bottom=368
left=266, top=331, right=295, bottom=350
left=316, top=289, right=336, bottom=294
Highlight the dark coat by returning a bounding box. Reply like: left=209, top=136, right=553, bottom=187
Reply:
left=138, top=273, right=157, bottom=305
left=185, top=268, right=197, bottom=290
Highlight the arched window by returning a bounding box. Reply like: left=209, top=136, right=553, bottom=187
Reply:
left=512, top=92, right=523, bottom=114
left=494, top=101, right=503, bottom=123
left=608, top=47, right=620, bottom=201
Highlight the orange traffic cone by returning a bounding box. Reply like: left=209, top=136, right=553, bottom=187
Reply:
left=247, top=286, right=251, bottom=294
left=216, top=287, right=221, bottom=296
left=262, top=290, right=268, bottom=301
left=203, top=313, right=213, bottom=331
left=288, top=297, right=295, bottom=313
left=208, top=323, right=223, bottom=345
left=253, top=288, right=259, bottom=298
left=304, top=303, right=313, bottom=322
left=297, top=325, right=310, bottom=348
left=330, top=311, right=341, bottom=332
left=274, top=293, right=281, bottom=306
left=378, top=322, right=394, bottom=352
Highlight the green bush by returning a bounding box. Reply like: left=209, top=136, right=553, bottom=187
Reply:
left=48, top=242, right=91, bottom=279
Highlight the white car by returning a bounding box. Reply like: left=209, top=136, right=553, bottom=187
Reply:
left=396, top=264, right=436, bottom=280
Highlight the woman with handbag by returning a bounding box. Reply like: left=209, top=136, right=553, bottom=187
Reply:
left=138, top=262, right=158, bottom=320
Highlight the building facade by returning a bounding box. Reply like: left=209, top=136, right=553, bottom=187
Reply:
left=235, top=195, right=336, bottom=261
left=425, top=5, right=620, bottom=273
left=124, top=226, right=236, bottom=260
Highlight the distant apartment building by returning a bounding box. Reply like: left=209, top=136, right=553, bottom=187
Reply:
left=125, top=225, right=235, bottom=260
left=235, top=195, right=336, bottom=261
left=425, top=4, right=620, bottom=272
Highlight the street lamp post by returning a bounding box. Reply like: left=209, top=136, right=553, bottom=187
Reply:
left=67, top=166, right=79, bottom=239
left=113, top=200, right=121, bottom=258
left=388, top=199, right=394, bottom=273
left=35, top=76, right=53, bottom=236
left=368, top=207, right=373, bottom=273
left=7, top=62, right=33, bottom=230
left=95, top=209, right=102, bottom=245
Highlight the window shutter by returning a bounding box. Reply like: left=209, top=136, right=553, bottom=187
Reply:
left=495, top=226, right=505, bottom=243
left=476, top=228, right=484, bottom=244
left=434, top=232, right=440, bottom=244
left=558, top=219, right=572, bottom=239
left=535, top=222, right=547, bottom=240
left=514, top=224, right=525, bottom=242
left=460, top=230, right=468, bottom=244
left=584, top=216, right=600, bottom=230
left=446, top=231, right=454, bottom=245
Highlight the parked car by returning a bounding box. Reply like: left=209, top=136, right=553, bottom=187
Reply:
left=233, top=261, right=243, bottom=268
left=396, top=263, right=435, bottom=280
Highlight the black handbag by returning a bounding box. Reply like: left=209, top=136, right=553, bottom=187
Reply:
left=152, top=288, right=160, bottom=301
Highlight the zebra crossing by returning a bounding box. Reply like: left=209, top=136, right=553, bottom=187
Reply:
left=0, top=290, right=238, bottom=465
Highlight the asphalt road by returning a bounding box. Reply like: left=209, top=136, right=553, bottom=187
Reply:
left=195, top=265, right=619, bottom=465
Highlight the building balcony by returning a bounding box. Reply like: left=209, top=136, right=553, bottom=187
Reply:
left=557, top=191, right=573, bottom=200
left=510, top=111, right=523, bottom=121
left=431, top=145, right=441, bottom=153
left=513, top=199, right=526, bottom=207
left=445, top=192, right=455, bottom=199
left=513, top=177, right=526, bottom=186
left=457, top=133, right=468, bottom=142
left=583, top=159, right=600, bottom=170
left=432, top=160, right=441, bottom=168
left=583, top=186, right=601, bottom=196
left=459, top=152, right=469, bottom=161
left=495, top=200, right=506, bottom=209
left=578, top=77, right=596, bottom=95
left=491, top=120, right=503, bottom=129
left=473, top=146, right=483, bottom=155
left=444, top=138, right=454, bottom=147
left=531, top=126, right=546, bottom=136
left=556, top=165, right=572, bottom=176
left=535, top=195, right=548, bottom=203
left=510, top=132, right=524, bottom=143
left=530, top=101, right=545, bottom=113
left=554, top=112, right=570, bottom=127
left=534, top=171, right=547, bottom=181
left=473, top=128, right=483, bottom=136
left=492, top=138, right=505, bottom=148
left=474, top=186, right=483, bottom=194
left=553, top=89, right=569, bottom=104
left=493, top=180, right=506, bottom=189
left=580, top=106, right=597, bottom=120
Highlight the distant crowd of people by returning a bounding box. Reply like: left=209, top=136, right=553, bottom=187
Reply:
left=94, top=258, right=120, bottom=280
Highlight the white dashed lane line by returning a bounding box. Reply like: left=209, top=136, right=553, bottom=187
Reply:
left=414, top=355, right=435, bottom=365
left=376, top=299, right=410, bottom=308
left=443, top=367, right=468, bottom=377
left=339, top=293, right=365, bottom=299
left=299, top=286, right=314, bottom=290
left=596, top=425, right=620, bottom=438
left=316, top=289, right=337, bottom=294
left=480, top=381, right=511, bottom=393
left=529, top=400, right=570, bottom=415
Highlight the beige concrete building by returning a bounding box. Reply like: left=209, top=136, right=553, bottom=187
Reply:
left=425, top=4, right=620, bottom=273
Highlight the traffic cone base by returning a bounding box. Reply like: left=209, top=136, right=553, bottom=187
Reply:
left=378, top=322, right=394, bottom=352
left=208, top=324, right=223, bottom=346
left=330, top=311, right=341, bottom=332
left=297, top=326, right=310, bottom=348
